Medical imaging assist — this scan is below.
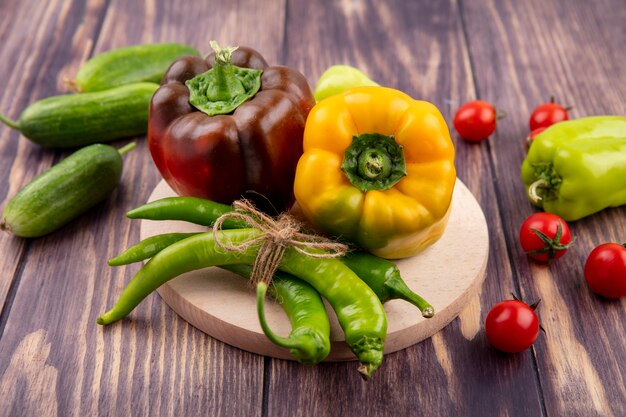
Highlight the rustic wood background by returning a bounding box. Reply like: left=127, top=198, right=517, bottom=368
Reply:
left=0, top=0, right=624, bottom=416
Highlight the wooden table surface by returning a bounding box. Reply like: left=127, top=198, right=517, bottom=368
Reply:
left=1, top=1, right=624, bottom=416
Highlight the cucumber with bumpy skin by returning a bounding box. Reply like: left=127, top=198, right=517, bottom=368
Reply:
left=0, top=82, right=158, bottom=148
left=1, top=143, right=134, bottom=238
left=73, top=43, right=200, bottom=92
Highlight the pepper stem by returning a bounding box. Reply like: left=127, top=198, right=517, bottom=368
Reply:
left=0, top=113, right=20, bottom=130
left=256, top=282, right=298, bottom=350
left=205, top=41, right=245, bottom=102
left=185, top=40, right=262, bottom=116
left=358, top=149, right=391, bottom=180
left=210, top=40, right=238, bottom=64
left=385, top=276, right=435, bottom=318
left=358, top=363, right=376, bottom=380
left=528, top=179, right=548, bottom=203
left=342, top=133, right=406, bottom=192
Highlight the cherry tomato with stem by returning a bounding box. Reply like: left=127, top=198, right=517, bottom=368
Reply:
left=485, top=295, right=541, bottom=353
left=584, top=243, right=626, bottom=299
left=519, top=212, right=573, bottom=264
left=453, top=100, right=501, bottom=142
left=529, top=97, right=571, bottom=131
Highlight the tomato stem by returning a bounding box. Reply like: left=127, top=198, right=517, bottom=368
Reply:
left=526, top=223, right=574, bottom=264
left=510, top=292, right=541, bottom=311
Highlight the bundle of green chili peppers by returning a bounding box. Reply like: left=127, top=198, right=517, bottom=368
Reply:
left=100, top=196, right=435, bottom=380
left=521, top=116, right=626, bottom=221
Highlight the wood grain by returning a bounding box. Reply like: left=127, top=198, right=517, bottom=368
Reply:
left=462, top=1, right=626, bottom=416
left=0, top=0, right=109, bottom=325
left=0, top=0, right=624, bottom=416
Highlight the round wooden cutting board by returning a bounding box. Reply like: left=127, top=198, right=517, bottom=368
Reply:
left=140, top=178, right=489, bottom=361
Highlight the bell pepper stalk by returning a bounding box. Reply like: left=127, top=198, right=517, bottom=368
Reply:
left=186, top=41, right=261, bottom=115
left=148, top=41, right=315, bottom=214
left=521, top=116, right=626, bottom=221
left=294, top=86, right=457, bottom=259
left=341, top=133, right=407, bottom=192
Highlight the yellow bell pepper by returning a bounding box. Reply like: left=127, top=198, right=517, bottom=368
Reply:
left=294, top=86, right=456, bottom=259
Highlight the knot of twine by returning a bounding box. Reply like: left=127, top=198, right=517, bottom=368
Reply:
left=212, top=199, right=349, bottom=286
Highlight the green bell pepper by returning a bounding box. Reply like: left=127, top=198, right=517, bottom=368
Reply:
left=521, top=116, right=626, bottom=221
left=314, top=65, right=378, bottom=102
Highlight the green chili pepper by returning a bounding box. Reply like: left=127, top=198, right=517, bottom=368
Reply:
left=108, top=232, right=200, bottom=266
left=107, top=237, right=331, bottom=364
left=126, top=196, right=246, bottom=228
left=98, top=229, right=264, bottom=325
left=341, top=252, right=434, bottom=317
left=224, top=265, right=331, bottom=365
left=128, top=197, right=434, bottom=317
left=98, top=229, right=387, bottom=379
left=521, top=116, right=626, bottom=221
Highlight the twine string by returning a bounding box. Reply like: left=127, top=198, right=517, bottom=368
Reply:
left=212, top=199, right=349, bottom=285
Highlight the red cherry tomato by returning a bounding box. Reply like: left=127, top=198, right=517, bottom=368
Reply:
left=584, top=243, right=626, bottom=299
left=485, top=299, right=540, bottom=353
left=529, top=99, right=569, bottom=131
left=453, top=100, right=497, bottom=142
left=519, top=213, right=573, bottom=263
left=525, top=127, right=547, bottom=148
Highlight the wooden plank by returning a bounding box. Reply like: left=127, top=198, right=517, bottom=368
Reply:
left=461, top=0, right=626, bottom=416
left=274, top=1, right=544, bottom=415
left=0, top=0, right=109, bottom=327
left=0, top=0, right=286, bottom=416
left=0, top=0, right=622, bottom=415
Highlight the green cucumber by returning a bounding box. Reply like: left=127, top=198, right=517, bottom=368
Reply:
left=0, top=82, right=158, bottom=148
left=73, top=43, right=200, bottom=92
left=1, top=143, right=134, bottom=238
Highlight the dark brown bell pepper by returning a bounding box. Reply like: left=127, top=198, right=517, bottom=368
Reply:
left=148, top=41, right=315, bottom=214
